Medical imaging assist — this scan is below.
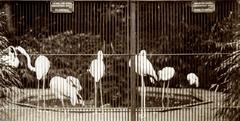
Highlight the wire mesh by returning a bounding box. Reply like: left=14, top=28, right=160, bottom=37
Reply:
left=0, top=0, right=239, bottom=121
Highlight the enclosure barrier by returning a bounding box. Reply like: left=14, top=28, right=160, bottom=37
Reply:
left=0, top=0, right=239, bottom=121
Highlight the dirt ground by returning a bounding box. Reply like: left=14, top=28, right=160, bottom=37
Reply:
left=1, top=88, right=226, bottom=121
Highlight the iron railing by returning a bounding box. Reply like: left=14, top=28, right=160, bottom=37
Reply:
left=0, top=0, right=239, bottom=121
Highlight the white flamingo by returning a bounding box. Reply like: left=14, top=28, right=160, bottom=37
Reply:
left=187, top=73, right=199, bottom=97
left=158, top=67, right=175, bottom=107
left=88, top=50, right=105, bottom=110
left=187, top=73, right=199, bottom=87
left=49, top=76, right=85, bottom=107
left=0, top=46, right=20, bottom=68
left=15, top=46, right=50, bottom=107
left=129, top=50, right=158, bottom=120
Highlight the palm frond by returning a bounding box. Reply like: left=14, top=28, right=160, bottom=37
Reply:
left=214, top=11, right=240, bottom=121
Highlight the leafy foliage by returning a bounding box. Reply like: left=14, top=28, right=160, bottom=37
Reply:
left=0, top=9, right=21, bottom=106
left=211, top=11, right=240, bottom=121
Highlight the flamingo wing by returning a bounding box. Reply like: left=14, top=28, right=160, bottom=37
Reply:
left=138, top=56, right=158, bottom=82
left=50, top=76, right=79, bottom=106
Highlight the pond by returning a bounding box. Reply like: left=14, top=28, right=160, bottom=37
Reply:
left=18, top=93, right=202, bottom=108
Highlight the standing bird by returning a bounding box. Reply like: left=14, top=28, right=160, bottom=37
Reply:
left=129, top=50, right=158, bottom=120
left=0, top=46, right=20, bottom=68
left=158, top=67, right=175, bottom=107
left=187, top=73, right=199, bottom=98
left=88, top=50, right=105, bottom=109
left=187, top=73, right=199, bottom=87
left=15, top=46, right=50, bottom=107
left=49, top=76, right=84, bottom=107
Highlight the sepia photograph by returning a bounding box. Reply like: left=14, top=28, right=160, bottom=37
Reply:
left=0, top=0, right=239, bottom=121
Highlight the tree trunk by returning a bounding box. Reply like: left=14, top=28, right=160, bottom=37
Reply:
left=4, top=3, right=13, bottom=34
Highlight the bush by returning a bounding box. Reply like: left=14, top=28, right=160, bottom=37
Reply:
left=0, top=9, right=21, bottom=106
left=214, top=13, right=240, bottom=121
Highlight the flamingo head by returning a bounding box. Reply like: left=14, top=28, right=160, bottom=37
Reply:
left=66, top=76, right=82, bottom=91
left=8, top=46, right=17, bottom=56
left=139, top=50, right=147, bottom=56
left=187, top=73, right=199, bottom=87
left=15, top=46, right=27, bottom=55
left=6, top=46, right=20, bottom=68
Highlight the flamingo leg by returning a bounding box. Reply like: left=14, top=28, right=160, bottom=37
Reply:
left=162, top=81, right=165, bottom=108
left=61, top=99, right=67, bottom=119
left=141, top=75, right=145, bottom=121
left=61, top=99, right=65, bottom=107
left=166, top=81, right=170, bottom=107
left=94, top=80, right=97, bottom=121
left=100, top=80, right=103, bottom=107
left=37, top=79, right=40, bottom=108
left=100, top=79, right=103, bottom=121
left=42, top=76, right=46, bottom=108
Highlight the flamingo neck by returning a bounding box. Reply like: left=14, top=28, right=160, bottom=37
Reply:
left=15, top=46, right=35, bottom=72
left=97, top=55, right=103, bottom=60
left=23, top=51, right=36, bottom=72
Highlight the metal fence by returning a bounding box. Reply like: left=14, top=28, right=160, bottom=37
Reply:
left=0, top=0, right=239, bottom=121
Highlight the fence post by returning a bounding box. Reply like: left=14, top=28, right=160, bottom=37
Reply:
left=130, top=0, right=137, bottom=121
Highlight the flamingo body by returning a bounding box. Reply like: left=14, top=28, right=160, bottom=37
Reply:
left=88, top=59, right=105, bottom=82
left=158, top=67, right=175, bottom=81
left=129, top=50, right=158, bottom=83
left=35, top=55, right=50, bottom=80
left=0, top=46, right=19, bottom=68
left=50, top=76, right=84, bottom=106
left=187, top=73, right=199, bottom=87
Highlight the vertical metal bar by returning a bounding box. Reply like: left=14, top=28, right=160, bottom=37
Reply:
left=130, top=0, right=136, bottom=121
left=126, top=0, right=130, bottom=110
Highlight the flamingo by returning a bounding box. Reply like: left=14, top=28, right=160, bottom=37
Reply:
left=158, top=67, right=175, bottom=107
left=49, top=76, right=85, bottom=107
left=129, top=50, right=158, bottom=120
left=0, top=46, right=20, bottom=68
left=187, top=73, right=199, bottom=87
left=187, top=73, right=199, bottom=97
left=15, top=46, right=50, bottom=107
left=88, top=50, right=105, bottom=115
